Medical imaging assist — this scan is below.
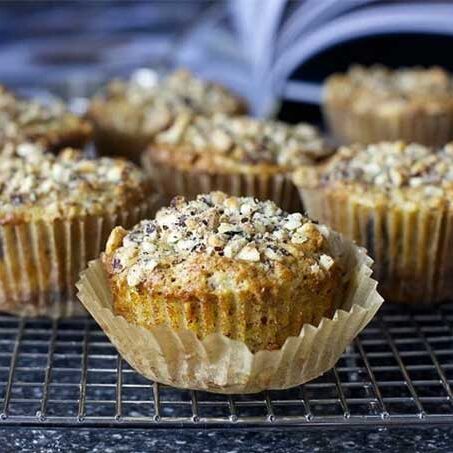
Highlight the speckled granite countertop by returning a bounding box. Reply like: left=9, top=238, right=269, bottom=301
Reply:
left=2, top=427, right=453, bottom=452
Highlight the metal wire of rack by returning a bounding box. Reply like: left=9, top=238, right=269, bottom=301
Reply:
left=1, top=303, right=453, bottom=430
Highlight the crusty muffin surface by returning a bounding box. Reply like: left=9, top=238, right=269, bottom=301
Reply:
left=325, top=65, right=453, bottom=115
left=103, top=192, right=345, bottom=351
left=306, top=141, right=453, bottom=207
left=148, top=114, right=331, bottom=175
left=0, top=142, right=152, bottom=223
left=0, top=85, right=91, bottom=150
left=101, top=69, right=246, bottom=117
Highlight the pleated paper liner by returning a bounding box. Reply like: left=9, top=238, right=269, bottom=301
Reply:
left=0, top=195, right=163, bottom=318
left=298, top=185, right=453, bottom=305
left=141, top=152, right=303, bottom=213
left=76, top=232, right=383, bottom=394
left=324, top=103, right=453, bottom=147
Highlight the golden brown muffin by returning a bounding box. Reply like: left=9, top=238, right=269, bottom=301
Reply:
left=142, top=113, right=331, bottom=212
left=294, top=141, right=453, bottom=305
left=0, top=85, right=92, bottom=151
left=102, top=191, right=347, bottom=352
left=0, top=142, right=157, bottom=317
left=88, top=69, right=247, bottom=162
left=324, top=65, right=453, bottom=146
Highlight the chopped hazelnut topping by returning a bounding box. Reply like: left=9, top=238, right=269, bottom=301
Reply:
left=154, top=114, right=330, bottom=168
left=323, top=141, right=453, bottom=199
left=0, top=142, right=149, bottom=221
left=109, top=192, right=337, bottom=287
left=326, top=65, right=453, bottom=115
left=0, top=85, right=87, bottom=146
left=99, top=69, right=245, bottom=121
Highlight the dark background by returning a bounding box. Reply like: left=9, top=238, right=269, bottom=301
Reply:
left=0, top=1, right=452, bottom=127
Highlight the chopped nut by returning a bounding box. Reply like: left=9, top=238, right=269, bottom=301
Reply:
left=284, top=213, right=303, bottom=230
left=0, top=143, right=148, bottom=221
left=310, top=263, right=321, bottom=274
left=319, top=254, right=334, bottom=271
left=127, top=264, right=146, bottom=287
left=326, top=142, right=453, bottom=198
left=153, top=112, right=328, bottom=168
left=264, top=247, right=283, bottom=261
left=211, top=129, right=233, bottom=152
left=236, top=245, right=260, bottom=261
left=223, top=237, right=247, bottom=258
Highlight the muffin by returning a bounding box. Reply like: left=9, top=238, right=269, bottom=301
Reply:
left=324, top=65, right=453, bottom=146
left=78, top=192, right=382, bottom=393
left=0, top=142, right=157, bottom=317
left=87, top=69, right=247, bottom=162
left=103, top=192, right=350, bottom=352
left=142, top=114, right=331, bottom=212
left=294, top=141, right=453, bottom=305
left=0, top=85, right=92, bottom=151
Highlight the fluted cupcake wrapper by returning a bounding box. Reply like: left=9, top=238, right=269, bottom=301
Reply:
left=76, top=232, right=383, bottom=394
left=324, top=103, right=453, bottom=147
left=298, top=187, right=453, bottom=305
left=141, top=153, right=302, bottom=213
left=0, top=195, right=162, bottom=318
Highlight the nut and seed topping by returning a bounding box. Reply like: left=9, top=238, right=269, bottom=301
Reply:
left=154, top=114, right=330, bottom=168
left=108, top=192, right=337, bottom=287
left=326, top=66, right=453, bottom=114
left=322, top=141, right=453, bottom=199
left=0, top=142, right=150, bottom=221
left=100, top=69, right=245, bottom=121
left=0, top=85, right=89, bottom=146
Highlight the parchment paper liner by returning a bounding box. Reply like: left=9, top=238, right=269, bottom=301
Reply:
left=298, top=185, right=453, bottom=305
left=324, top=102, right=453, bottom=147
left=0, top=195, right=162, bottom=318
left=141, top=152, right=302, bottom=213
left=76, top=232, right=383, bottom=394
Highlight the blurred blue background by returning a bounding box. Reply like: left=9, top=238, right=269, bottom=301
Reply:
left=2, top=0, right=453, bottom=123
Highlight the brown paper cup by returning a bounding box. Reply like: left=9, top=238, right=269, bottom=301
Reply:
left=299, top=187, right=453, bottom=305
left=76, top=233, right=383, bottom=394
left=324, top=103, right=453, bottom=147
left=0, top=195, right=162, bottom=318
left=142, top=153, right=303, bottom=213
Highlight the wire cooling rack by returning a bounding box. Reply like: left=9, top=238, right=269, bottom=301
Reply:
left=1, top=303, right=453, bottom=430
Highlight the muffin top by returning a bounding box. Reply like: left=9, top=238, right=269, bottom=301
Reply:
left=0, top=85, right=91, bottom=149
left=149, top=114, right=330, bottom=173
left=104, top=192, right=341, bottom=291
left=295, top=141, right=453, bottom=205
left=0, top=142, right=151, bottom=223
left=89, top=69, right=246, bottom=136
left=325, top=65, right=453, bottom=114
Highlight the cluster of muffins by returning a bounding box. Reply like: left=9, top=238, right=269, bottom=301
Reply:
left=87, top=69, right=247, bottom=162
left=6, top=63, right=453, bottom=392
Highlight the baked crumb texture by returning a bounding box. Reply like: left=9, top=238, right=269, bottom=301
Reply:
left=103, top=191, right=345, bottom=352
left=143, top=114, right=330, bottom=212
left=294, top=141, right=453, bottom=304
left=324, top=65, right=453, bottom=146
left=0, top=143, right=157, bottom=317
left=87, top=69, right=247, bottom=161
left=0, top=85, right=91, bottom=151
